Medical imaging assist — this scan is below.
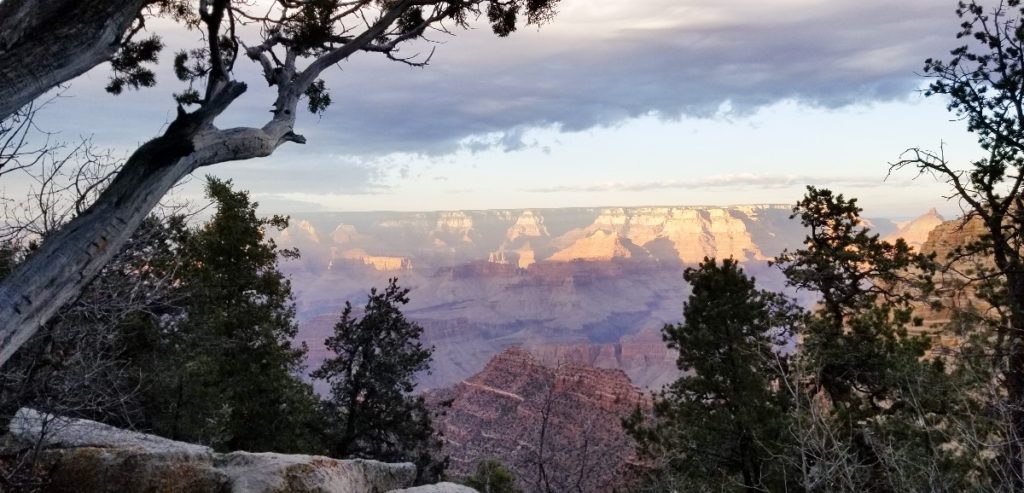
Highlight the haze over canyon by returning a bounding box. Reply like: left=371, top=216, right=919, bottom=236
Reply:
left=275, top=204, right=944, bottom=390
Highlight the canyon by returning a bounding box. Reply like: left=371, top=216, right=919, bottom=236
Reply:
left=277, top=205, right=944, bottom=390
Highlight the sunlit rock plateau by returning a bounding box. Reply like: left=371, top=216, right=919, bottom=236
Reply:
left=277, top=205, right=918, bottom=390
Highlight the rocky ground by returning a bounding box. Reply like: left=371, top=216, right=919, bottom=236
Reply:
left=1, top=408, right=471, bottom=493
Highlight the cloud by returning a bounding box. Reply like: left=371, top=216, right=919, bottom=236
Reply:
left=524, top=173, right=905, bottom=193
left=213, top=152, right=392, bottom=195
left=298, top=0, right=958, bottom=155
left=46, top=0, right=961, bottom=159
left=252, top=194, right=328, bottom=213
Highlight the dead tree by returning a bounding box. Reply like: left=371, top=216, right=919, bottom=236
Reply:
left=0, top=145, right=189, bottom=489
left=0, top=0, right=558, bottom=365
left=0, top=103, right=48, bottom=177
left=520, top=362, right=628, bottom=493
left=0, top=0, right=149, bottom=120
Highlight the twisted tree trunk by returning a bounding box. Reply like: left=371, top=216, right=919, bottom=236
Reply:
left=0, top=0, right=417, bottom=366
left=0, top=0, right=146, bottom=120
left=0, top=80, right=307, bottom=365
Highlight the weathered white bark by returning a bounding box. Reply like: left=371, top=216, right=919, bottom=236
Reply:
left=0, top=0, right=435, bottom=366
left=0, top=0, right=146, bottom=120
left=0, top=80, right=303, bottom=365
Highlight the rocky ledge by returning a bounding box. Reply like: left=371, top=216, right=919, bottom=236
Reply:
left=4, top=408, right=475, bottom=493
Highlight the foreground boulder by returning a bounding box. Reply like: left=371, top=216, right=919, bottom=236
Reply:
left=6, top=408, right=466, bottom=493
left=388, top=483, right=478, bottom=493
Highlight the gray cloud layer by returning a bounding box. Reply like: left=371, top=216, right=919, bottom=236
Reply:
left=47, top=0, right=960, bottom=158
left=295, top=0, right=958, bottom=155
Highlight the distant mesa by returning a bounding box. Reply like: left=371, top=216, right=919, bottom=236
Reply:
left=361, top=256, right=412, bottom=271
left=435, top=211, right=475, bottom=232
left=883, top=208, right=946, bottom=250
left=540, top=206, right=767, bottom=264
left=505, top=209, right=549, bottom=241
left=329, top=248, right=412, bottom=271
left=433, top=211, right=476, bottom=243
left=274, top=205, right=801, bottom=271
left=279, top=219, right=320, bottom=244
left=330, top=223, right=361, bottom=243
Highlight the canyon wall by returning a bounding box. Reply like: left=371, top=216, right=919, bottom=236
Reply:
left=914, top=214, right=992, bottom=348
left=280, top=205, right=930, bottom=390
left=426, top=348, right=648, bottom=493
left=277, top=205, right=802, bottom=271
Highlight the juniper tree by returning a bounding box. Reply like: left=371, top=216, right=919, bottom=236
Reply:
left=144, top=177, right=321, bottom=453
left=0, top=0, right=150, bottom=120
left=313, top=278, right=442, bottom=482
left=774, top=187, right=939, bottom=416
left=625, top=258, right=799, bottom=492
left=774, top=187, right=962, bottom=491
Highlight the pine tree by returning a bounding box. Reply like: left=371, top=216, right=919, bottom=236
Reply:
left=462, top=459, right=520, bottom=493
left=312, top=278, right=444, bottom=481
left=774, top=187, right=941, bottom=419
left=625, top=258, right=798, bottom=492
left=145, top=177, right=321, bottom=453
left=774, top=187, right=959, bottom=490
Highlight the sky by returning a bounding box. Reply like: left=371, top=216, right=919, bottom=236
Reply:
left=17, top=0, right=988, bottom=218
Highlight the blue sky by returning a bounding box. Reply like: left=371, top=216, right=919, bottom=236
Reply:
left=20, top=0, right=984, bottom=218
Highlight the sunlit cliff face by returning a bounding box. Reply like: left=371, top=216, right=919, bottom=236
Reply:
left=275, top=204, right=799, bottom=272
left=279, top=204, right=937, bottom=390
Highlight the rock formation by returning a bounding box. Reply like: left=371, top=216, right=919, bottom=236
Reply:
left=426, top=348, right=648, bottom=493
left=526, top=327, right=680, bottom=391
left=3, top=408, right=466, bottom=493
left=547, top=229, right=646, bottom=262
left=914, top=214, right=993, bottom=347
left=274, top=205, right=800, bottom=271
left=919, top=215, right=988, bottom=266
left=331, top=248, right=413, bottom=271
left=389, top=484, right=478, bottom=493
left=276, top=205, right=936, bottom=390
left=488, top=242, right=536, bottom=269
left=884, top=208, right=946, bottom=251
left=504, top=210, right=548, bottom=242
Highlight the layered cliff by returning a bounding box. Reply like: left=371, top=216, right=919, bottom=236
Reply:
left=426, top=348, right=648, bottom=493
left=915, top=215, right=992, bottom=343
left=279, top=205, right=937, bottom=391
left=548, top=230, right=647, bottom=262
left=275, top=205, right=799, bottom=271
left=919, top=215, right=988, bottom=265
